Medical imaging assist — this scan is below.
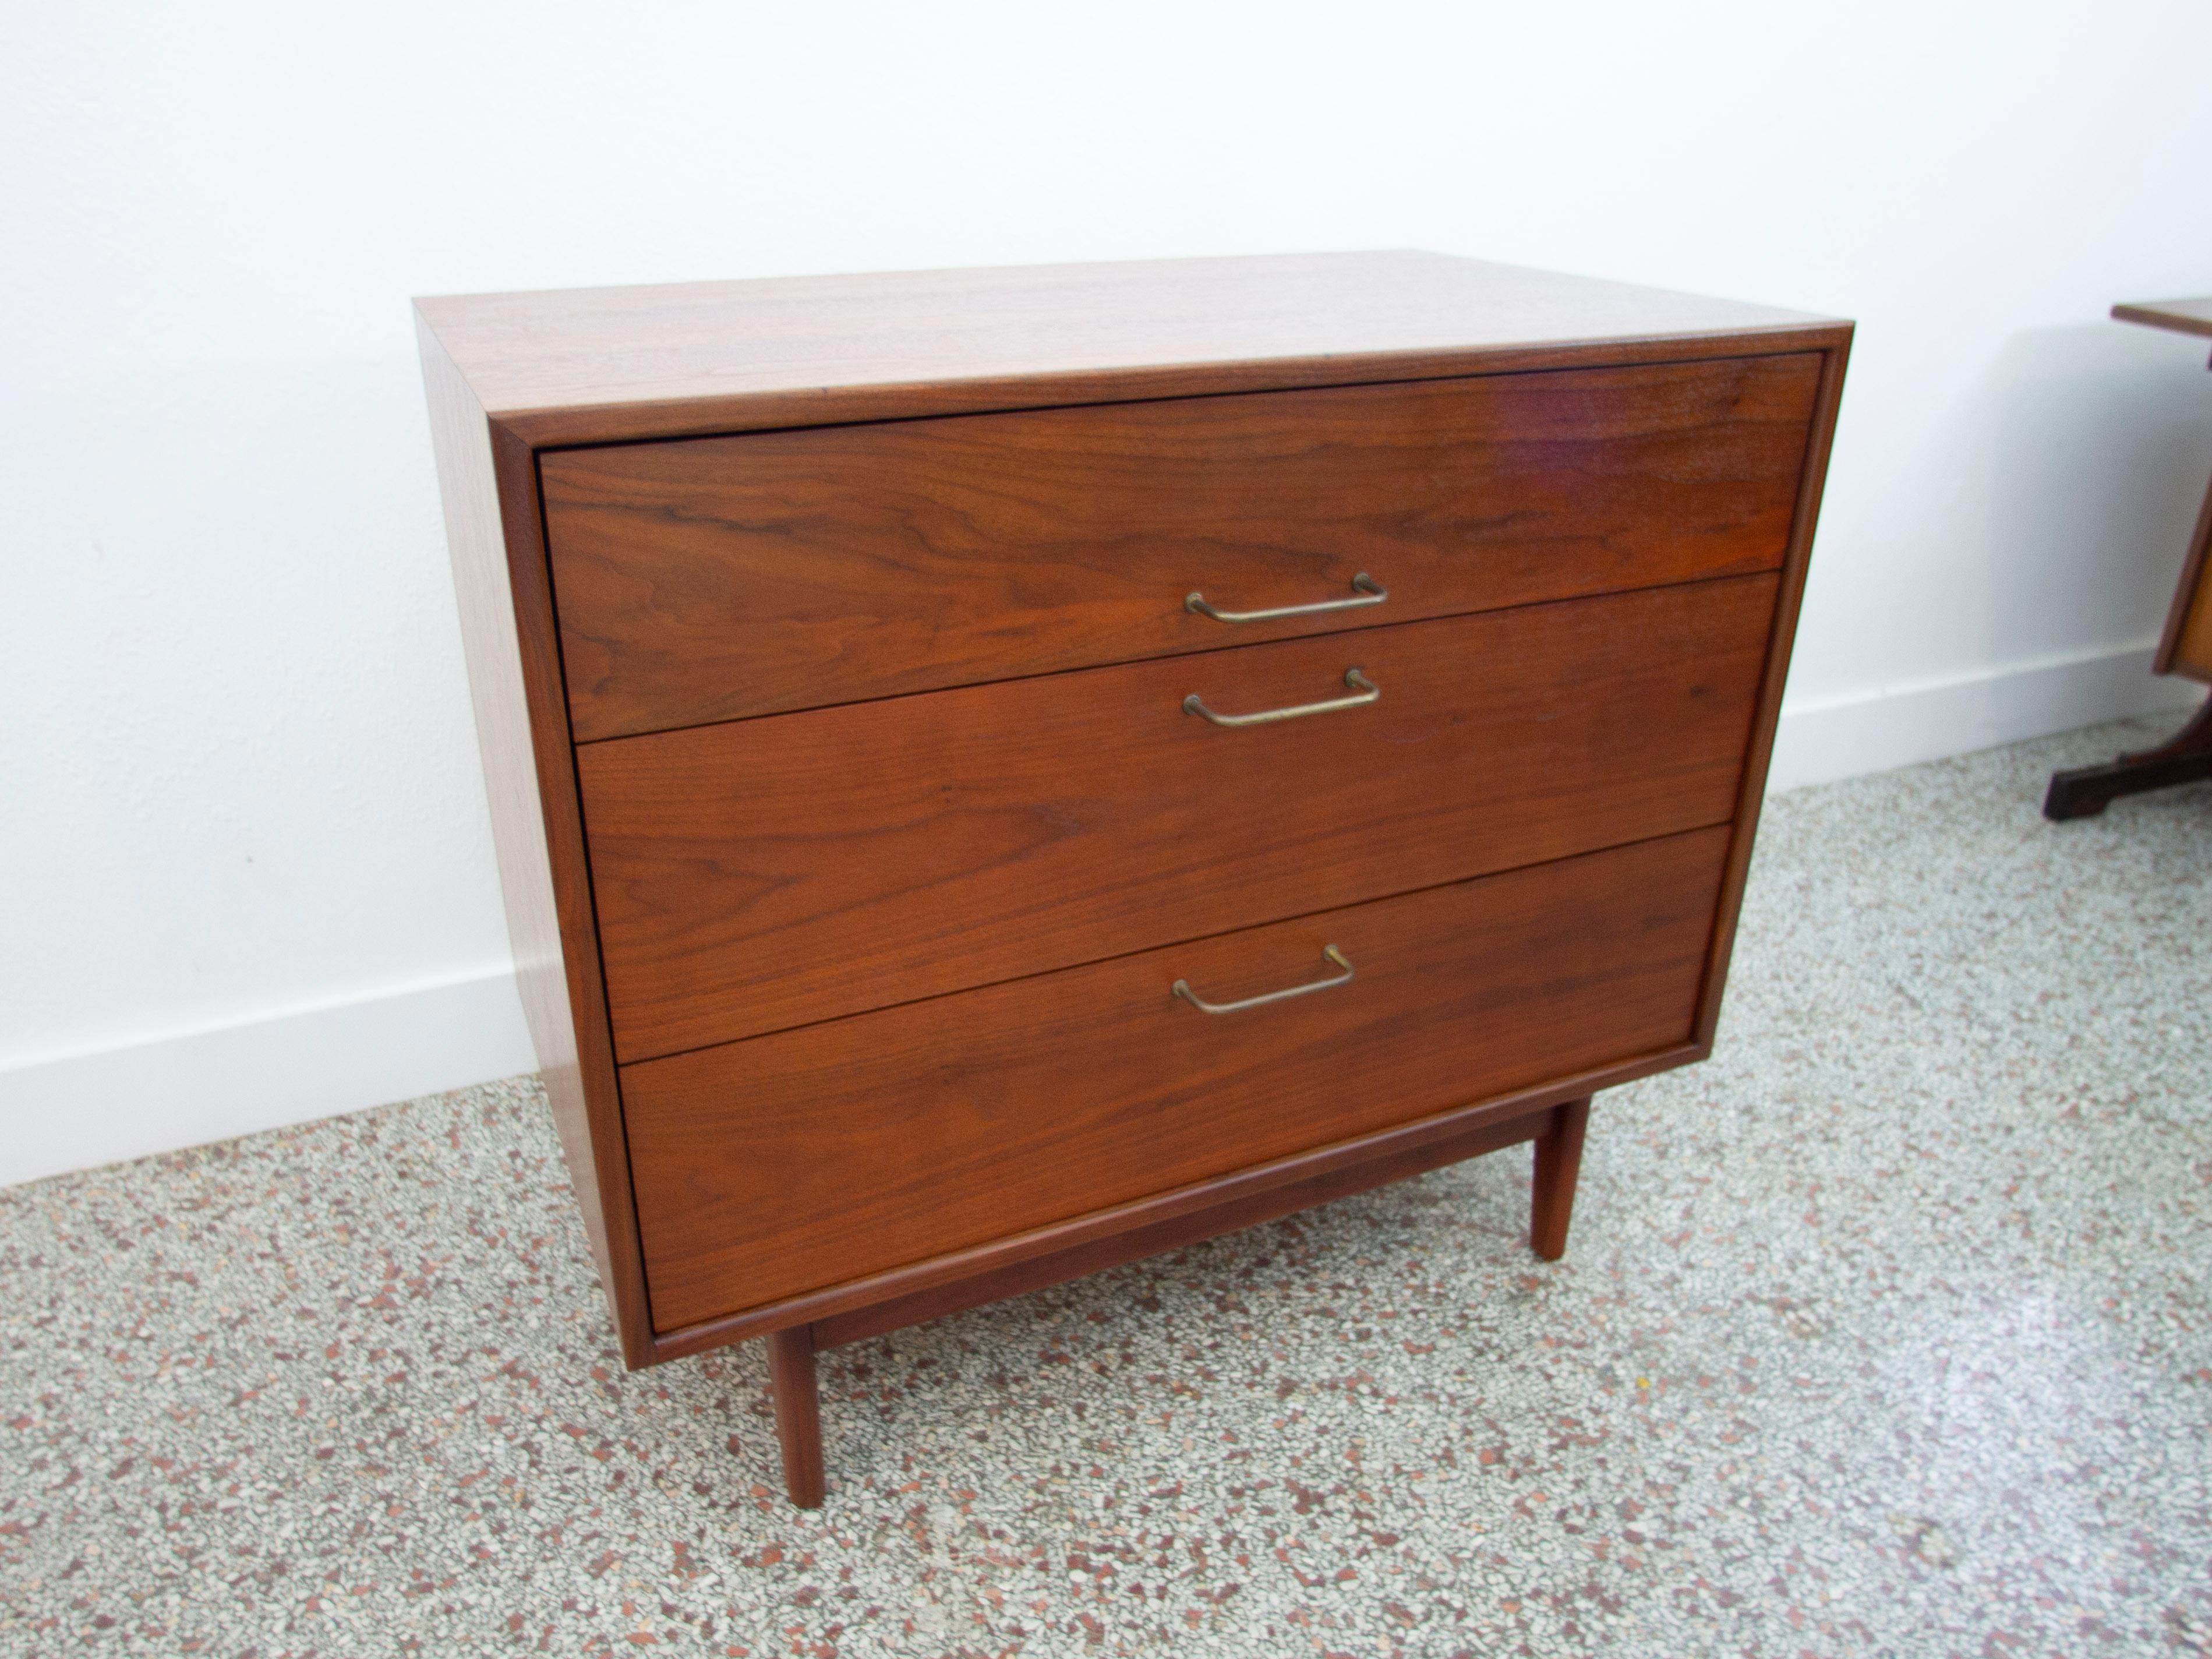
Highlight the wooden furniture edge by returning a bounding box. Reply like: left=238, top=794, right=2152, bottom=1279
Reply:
left=501, top=324, right=1855, bottom=449
left=643, top=1041, right=1704, bottom=1364
left=489, top=419, right=658, bottom=1369
left=767, top=1327, right=825, bottom=1509
left=2118, top=299, right=2212, bottom=677
left=416, top=306, right=658, bottom=1368
left=1528, top=1098, right=1593, bottom=1262
left=2114, top=300, right=2212, bottom=343
left=2040, top=301, right=2212, bottom=811
left=2152, top=465, right=2212, bottom=680
left=1691, top=331, right=1853, bottom=1044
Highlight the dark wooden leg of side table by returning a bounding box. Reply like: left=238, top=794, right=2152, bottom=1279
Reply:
left=2043, top=696, right=2212, bottom=820
left=1530, top=1096, right=1593, bottom=1261
left=2047, top=437, right=2212, bottom=819
left=768, top=1324, right=825, bottom=1508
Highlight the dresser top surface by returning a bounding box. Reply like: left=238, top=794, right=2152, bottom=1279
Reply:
left=417, top=250, right=1847, bottom=445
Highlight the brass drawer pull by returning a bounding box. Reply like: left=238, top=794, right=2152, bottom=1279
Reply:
left=1183, top=668, right=1378, bottom=727
left=1186, top=572, right=1386, bottom=623
left=1172, top=945, right=1355, bottom=1015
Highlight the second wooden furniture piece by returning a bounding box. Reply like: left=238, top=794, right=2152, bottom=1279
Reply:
left=2045, top=296, right=2212, bottom=819
left=416, top=252, right=1851, bottom=1507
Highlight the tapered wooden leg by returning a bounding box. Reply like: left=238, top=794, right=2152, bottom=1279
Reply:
left=1530, top=1096, right=1592, bottom=1262
left=767, top=1324, right=824, bottom=1508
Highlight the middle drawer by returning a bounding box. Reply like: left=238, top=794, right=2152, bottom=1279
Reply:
left=578, top=574, right=1775, bottom=1063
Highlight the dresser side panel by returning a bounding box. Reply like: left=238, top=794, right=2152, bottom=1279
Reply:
left=416, top=312, right=654, bottom=1366
left=1692, top=333, right=1854, bottom=1043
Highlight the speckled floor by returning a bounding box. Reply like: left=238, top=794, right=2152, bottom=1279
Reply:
left=4, top=715, right=2210, bottom=1658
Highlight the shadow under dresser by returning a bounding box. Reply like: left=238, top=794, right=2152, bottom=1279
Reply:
left=414, top=251, right=1851, bottom=1507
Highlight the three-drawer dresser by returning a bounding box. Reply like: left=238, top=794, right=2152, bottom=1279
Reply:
left=415, top=252, right=1850, bottom=1507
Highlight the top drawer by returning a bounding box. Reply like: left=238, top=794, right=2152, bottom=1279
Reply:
left=541, top=354, right=1821, bottom=742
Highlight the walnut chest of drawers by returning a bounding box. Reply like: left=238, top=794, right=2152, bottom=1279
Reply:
left=415, top=252, right=1850, bottom=1507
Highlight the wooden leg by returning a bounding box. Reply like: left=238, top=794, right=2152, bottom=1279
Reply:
left=2043, top=696, right=2212, bottom=820
left=767, top=1324, right=825, bottom=1508
left=1530, top=1096, right=1592, bottom=1262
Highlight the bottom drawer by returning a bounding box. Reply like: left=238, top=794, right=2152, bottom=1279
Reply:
left=624, top=825, right=1732, bottom=1332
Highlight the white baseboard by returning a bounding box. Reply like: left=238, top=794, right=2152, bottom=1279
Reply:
left=1768, top=640, right=2201, bottom=793
left=2, top=641, right=2197, bottom=1191
left=0, top=970, right=535, bottom=1189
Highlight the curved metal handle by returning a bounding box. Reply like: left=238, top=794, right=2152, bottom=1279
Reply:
left=1183, top=668, right=1377, bottom=728
left=1172, top=945, right=1355, bottom=1015
left=1186, top=572, right=1386, bottom=624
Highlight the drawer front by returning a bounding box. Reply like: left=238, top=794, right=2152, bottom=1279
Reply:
left=541, top=355, right=1821, bottom=740
left=626, top=825, right=1731, bottom=1330
left=578, top=575, right=1774, bottom=1062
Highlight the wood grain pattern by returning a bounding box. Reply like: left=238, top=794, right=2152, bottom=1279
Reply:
left=417, top=251, right=1848, bottom=446
left=415, top=315, right=656, bottom=1367
left=626, top=825, right=1730, bottom=1332
left=810, top=1102, right=1557, bottom=1351
left=579, top=576, right=1775, bottom=1062
left=542, top=355, right=1821, bottom=739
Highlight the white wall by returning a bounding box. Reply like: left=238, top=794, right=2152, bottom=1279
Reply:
left=5, top=1, right=2210, bottom=1183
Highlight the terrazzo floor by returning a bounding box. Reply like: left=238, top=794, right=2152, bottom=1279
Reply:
left=4, top=715, right=2211, bottom=1657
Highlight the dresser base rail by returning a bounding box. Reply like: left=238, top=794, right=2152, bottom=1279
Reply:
left=755, top=1093, right=1594, bottom=1508
left=649, top=1049, right=1697, bottom=1367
